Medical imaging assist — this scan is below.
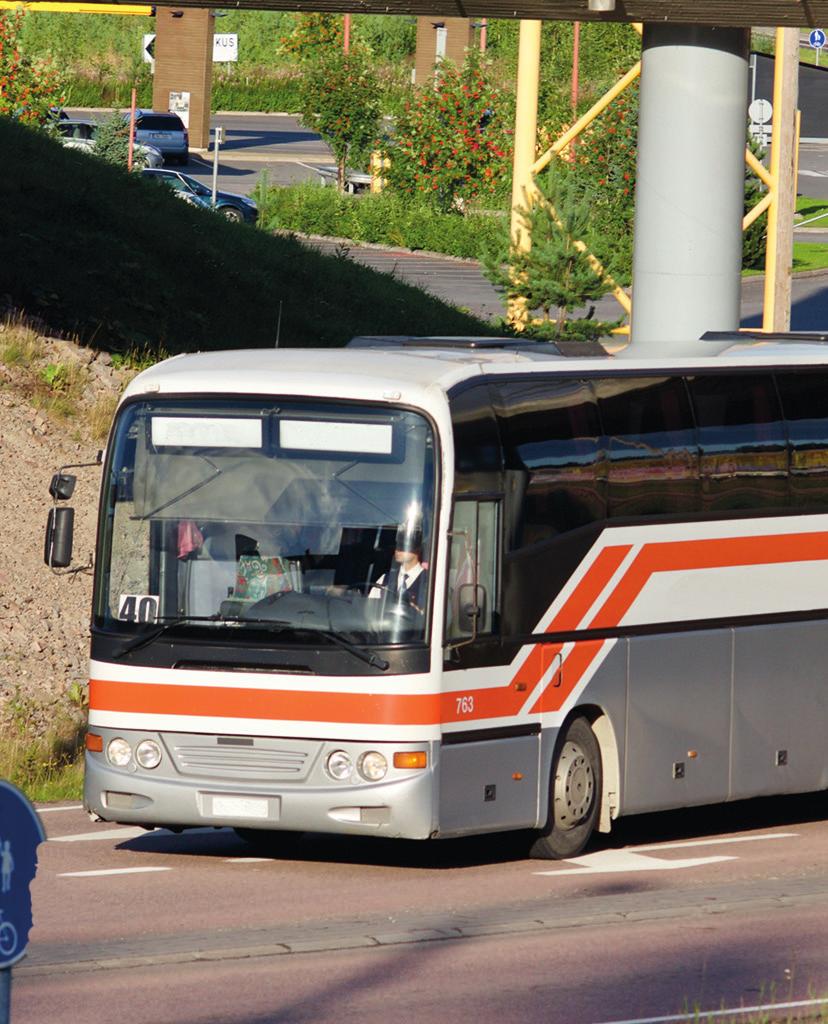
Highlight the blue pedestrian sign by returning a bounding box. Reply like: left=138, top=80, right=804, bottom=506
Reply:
left=810, top=28, right=826, bottom=49
left=0, top=782, right=45, bottom=968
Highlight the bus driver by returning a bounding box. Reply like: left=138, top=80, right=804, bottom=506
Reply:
left=369, top=522, right=428, bottom=614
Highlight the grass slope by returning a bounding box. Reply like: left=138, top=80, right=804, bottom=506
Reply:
left=0, top=119, right=492, bottom=353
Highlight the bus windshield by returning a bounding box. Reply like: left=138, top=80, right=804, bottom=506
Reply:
left=94, top=398, right=436, bottom=646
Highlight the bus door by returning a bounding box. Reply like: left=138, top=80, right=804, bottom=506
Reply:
left=438, top=497, right=542, bottom=835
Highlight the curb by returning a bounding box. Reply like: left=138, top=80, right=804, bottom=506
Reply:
left=20, top=879, right=828, bottom=977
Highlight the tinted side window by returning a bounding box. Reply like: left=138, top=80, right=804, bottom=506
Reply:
left=597, top=376, right=698, bottom=518
left=776, top=371, right=828, bottom=509
left=493, top=379, right=606, bottom=547
left=449, top=384, right=502, bottom=483
left=688, top=374, right=788, bottom=512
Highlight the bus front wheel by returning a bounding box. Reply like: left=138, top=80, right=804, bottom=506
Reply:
left=530, top=716, right=602, bottom=860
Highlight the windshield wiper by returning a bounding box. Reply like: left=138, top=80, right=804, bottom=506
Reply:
left=112, top=614, right=224, bottom=657
left=111, top=614, right=389, bottom=671
left=240, top=617, right=389, bottom=671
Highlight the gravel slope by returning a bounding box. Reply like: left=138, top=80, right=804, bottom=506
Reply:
left=0, top=333, right=129, bottom=732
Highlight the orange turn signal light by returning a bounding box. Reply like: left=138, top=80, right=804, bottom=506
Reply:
left=393, top=751, right=427, bottom=770
left=85, top=732, right=103, bottom=752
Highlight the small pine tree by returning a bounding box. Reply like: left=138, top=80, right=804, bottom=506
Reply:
left=92, top=111, right=148, bottom=170
left=484, top=171, right=614, bottom=339
left=743, top=133, right=768, bottom=271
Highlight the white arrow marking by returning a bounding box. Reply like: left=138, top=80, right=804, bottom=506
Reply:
left=535, top=849, right=735, bottom=875
left=536, top=831, right=797, bottom=876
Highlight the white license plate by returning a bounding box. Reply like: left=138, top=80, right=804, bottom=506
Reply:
left=211, top=796, right=269, bottom=819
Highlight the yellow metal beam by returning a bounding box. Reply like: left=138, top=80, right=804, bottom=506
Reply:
left=763, top=26, right=799, bottom=332
left=509, top=19, right=542, bottom=253
left=0, top=2, right=151, bottom=11
left=532, top=60, right=641, bottom=177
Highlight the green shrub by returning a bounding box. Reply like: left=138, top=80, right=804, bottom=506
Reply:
left=259, top=182, right=508, bottom=259
left=212, top=68, right=304, bottom=113
left=63, top=73, right=152, bottom=109
left=385, top=51, right=512, bottom=212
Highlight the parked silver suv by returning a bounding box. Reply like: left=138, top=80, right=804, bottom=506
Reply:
left=127, top=110, right=189, bottom=165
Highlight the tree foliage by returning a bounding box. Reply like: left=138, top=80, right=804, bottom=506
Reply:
left=483, top=170, right=614, bottom=339
left=280, top=13, right=343, bottom=61
left=559, top=84, right=637, bottom=283
left=93, top=111, right=138, bottom=168
left=743, top=133, right=767, bottom=271
left=0, top=10, right=63, bottom=126
left=385, top=52, right=512, bottom=212
left=297, top=44, right=381, bottom=191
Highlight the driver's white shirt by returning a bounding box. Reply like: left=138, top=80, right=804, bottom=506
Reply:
left=368, top=561, right=425, bottom=599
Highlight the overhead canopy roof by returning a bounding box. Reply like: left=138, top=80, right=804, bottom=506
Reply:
left=57, top=1, right=828, bottom=24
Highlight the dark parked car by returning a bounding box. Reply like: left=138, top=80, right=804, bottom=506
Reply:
left=127, top=110, right=189, bottom=165
left=141, top=168, right=258, bottom=224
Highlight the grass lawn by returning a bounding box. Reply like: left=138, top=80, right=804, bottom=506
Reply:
left=0, top=118, right=493, bottom=354
left=742, top=196, right=828, bottom=276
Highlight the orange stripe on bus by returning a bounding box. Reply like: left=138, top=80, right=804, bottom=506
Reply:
left=529, top=639, right=607, bottom=714
left=546, top=544, right=632, bottom=633
left=590, top=531, right=828, bottom=629
left=90, top=678, right=441, bottom=726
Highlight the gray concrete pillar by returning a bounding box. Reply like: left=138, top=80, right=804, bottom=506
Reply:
left=627, top=24, right=749, bottom=354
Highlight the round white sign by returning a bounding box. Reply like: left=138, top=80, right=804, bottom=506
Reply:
left=749, top=99, right=773, bottom=124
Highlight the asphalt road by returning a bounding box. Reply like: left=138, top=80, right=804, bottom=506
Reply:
left=17, top=793, right=828, bottom=1024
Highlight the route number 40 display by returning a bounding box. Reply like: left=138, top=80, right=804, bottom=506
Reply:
left=118, top=594, right=160, bottom=623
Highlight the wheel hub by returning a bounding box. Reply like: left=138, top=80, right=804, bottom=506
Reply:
left=554, top=740, right=594, bottom=830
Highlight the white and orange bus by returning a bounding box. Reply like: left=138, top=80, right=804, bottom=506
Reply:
left=46, top=334, right=828, bottom=857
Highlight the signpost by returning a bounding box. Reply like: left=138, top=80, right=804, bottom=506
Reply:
left=212, top=34, right=238, bottom=62
left=212, top=125, right=223, bottom=208
left=142, top=32, right=155, bottom=70
left=810, top=27, right=826, bottom=65
left=749, top=97, right=773, bottom=147
left=0, top=782, right=45, bottom=1024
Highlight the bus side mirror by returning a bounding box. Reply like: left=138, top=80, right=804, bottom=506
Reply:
left=44, top=506, right=75, bottom=568
left=49, top=472, right=76, bottom=501
left=458, top=583, right=486, bottom=635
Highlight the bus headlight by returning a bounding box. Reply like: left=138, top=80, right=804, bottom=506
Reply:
left=135, top=739, right=162, bottom=769
left=358, top=751, right=388, bottom=782
left=107, top=737, right=132, bottom=767
left=326, top=750, right=353, bottom=781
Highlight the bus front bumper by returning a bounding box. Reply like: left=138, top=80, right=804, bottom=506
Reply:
left=83, top=731, right=438, bottom=841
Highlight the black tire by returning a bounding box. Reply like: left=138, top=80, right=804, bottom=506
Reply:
left=530, top=716, right=602, bottom=860
left=234, top=827, right=305, bottom=855
left=222, top=206, right=244, bottom=223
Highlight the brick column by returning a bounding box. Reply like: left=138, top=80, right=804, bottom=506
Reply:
left=413, top=17, right=475, bottom=85
left=152, top=7, right=213, bottom=152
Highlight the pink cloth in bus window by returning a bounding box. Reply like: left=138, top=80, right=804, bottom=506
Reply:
left=177, top=520, right=204, bottom=560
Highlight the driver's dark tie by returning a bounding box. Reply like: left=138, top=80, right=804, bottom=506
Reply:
left=401, top=574, right=409, bottom=593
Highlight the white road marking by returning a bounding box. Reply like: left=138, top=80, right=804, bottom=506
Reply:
left=35, top=804, right=84, bottom=814
left=58, top=867, right=172, bottom=878
left=536, top=832, right=798, bottom=877
left=50, top=827, right=149, bottom=843
left=536, top=849, right=735, bottom=875
left=50, top=825, right=233, bottom=843
left=634, top=832, right=798, bottom=852
left=594, top=996, right=828, bottom=1024
left=225, top=857, right=273, bottom=863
